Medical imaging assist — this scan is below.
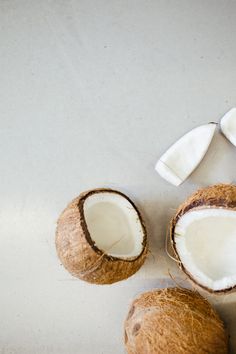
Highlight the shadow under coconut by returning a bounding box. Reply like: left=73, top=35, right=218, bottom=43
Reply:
left=212, top=297, right=236, bottom=354
left=133, top=196, right=182, bottom=280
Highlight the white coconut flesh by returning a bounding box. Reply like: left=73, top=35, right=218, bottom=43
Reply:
left=175, top=208, right=236, bottom=291
left=220, top=108, right=236, bottom=146
left=155, top=123, right=216, bottom=186
left=83, top=192, right=144, bottom=259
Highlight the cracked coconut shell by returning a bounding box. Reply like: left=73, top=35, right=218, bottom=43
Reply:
left=170, top=183, right=236, bottom=293
left=56, top=189, right=148, bottom=284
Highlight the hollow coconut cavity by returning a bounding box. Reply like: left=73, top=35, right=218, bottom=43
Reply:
left=83, top=192, right=144, bottom=258
left=56, top=189, right=147, bottom=284
left=124, top=288, right=228, bottom=354
left=170, top=184, right=236, bottom=293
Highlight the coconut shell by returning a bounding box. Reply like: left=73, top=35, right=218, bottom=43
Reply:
left=124, top=287, right=228, bottom=354
left=170, top=183, right=236, bottom=293
left=56, top=189, right=148, bottom=284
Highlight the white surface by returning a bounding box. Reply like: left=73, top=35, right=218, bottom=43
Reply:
left=1, top=1, right=236, bottom=353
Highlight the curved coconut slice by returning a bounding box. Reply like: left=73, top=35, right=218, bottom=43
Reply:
left=56, top=189, right=147, bottom=284
left=170, top=184, right=236, bottom=293
left=155, top=123, right=217, bottom=186
left=124, top=288, right=228, bottom=354
left=220, top=108, right=236, bottom=146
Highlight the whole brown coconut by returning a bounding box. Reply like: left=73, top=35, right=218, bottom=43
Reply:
left=124, top=288, right=228, bottom=354
left=170, top=184, right=236, bottom=293
left=56, top=189, right=148, bottom=284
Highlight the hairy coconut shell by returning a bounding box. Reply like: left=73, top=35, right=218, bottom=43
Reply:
left=124, top=287, right=228, bottom=354
left=56, top=189, right=148, bottom=284
left=170, top=183, right=236, bottom=293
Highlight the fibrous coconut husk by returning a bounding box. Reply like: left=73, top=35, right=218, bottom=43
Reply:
left=124, top=287, right=228, bottom=354
left=56, top=189, right=148, bottom=284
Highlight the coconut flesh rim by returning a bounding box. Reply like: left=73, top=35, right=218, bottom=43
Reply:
left=220, top=107, right=236, bottom=146
left=175, top=208, right=236, bottom=291
left=83, top=191, right=144, bottom=258
left=155, top=123, right=216, bottom=186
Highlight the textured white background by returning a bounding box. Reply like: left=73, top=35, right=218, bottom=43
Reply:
left=1, top=1, right=236, bottom=353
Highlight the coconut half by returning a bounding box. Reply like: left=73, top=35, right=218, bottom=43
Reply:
left=56, top=189, right=147, bottom=284
left=170, top=184, right=236, bottom=293
left=155, top=123, right=216, bottom=186
left=220, top=107, right=236, bottom=146
left=124, top=288, right=228, bottom=354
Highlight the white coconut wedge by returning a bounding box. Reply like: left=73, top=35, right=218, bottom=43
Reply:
left=124, top=288, right=228, bottom=354
left=220, top=108, right=236, bottom=146
left=155, top=123, right=217, bottom=186
left=56, top=189, right=147, bottom=284
left=170, top=184, right=236, bottom=293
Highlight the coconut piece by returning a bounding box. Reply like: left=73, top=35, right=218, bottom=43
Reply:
left=155, top=123, right=217, bottom=186
left=56, top=189, right=148, bottom=284
left=220, top=108, right=236, bottom=146
left=124, top=287, right=228, bottom=354
left=170, top=184, right=236, bottom=293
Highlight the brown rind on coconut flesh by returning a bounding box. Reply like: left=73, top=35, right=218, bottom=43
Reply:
left=56, top=189, right=148, bottom=284
left=170, top=184, right=236, bottom=293
left=124, top=287, right=228, bottom=354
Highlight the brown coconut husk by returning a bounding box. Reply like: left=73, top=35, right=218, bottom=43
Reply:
left=56, top=188, right=148, bottom=284
left=124, top=287, right=228, bottom=354
left=170, top=184, right=236, bottom=293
